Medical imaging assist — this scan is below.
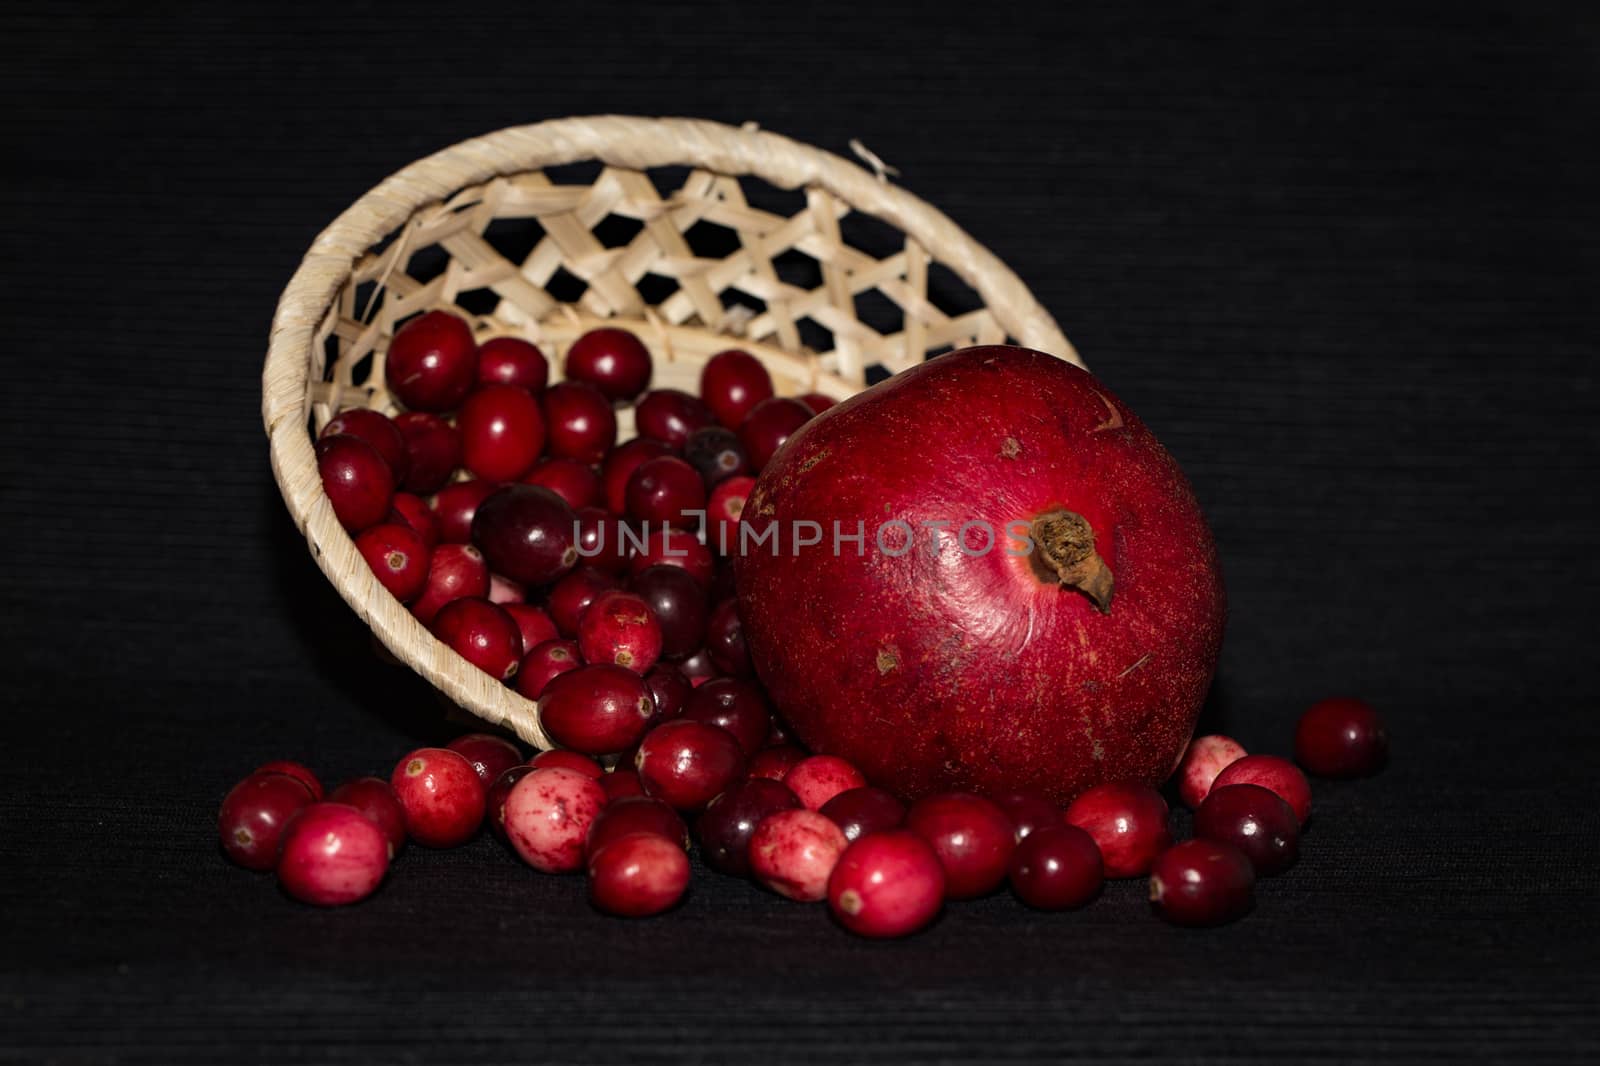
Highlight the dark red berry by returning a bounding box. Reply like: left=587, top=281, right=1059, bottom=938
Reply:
left=446, top=733, right=524, bottom=788
left=530, top=750, right=605, bottom=779
left=736, top=396, right=812, bottom=473
left=905, top=792, right=1015, bottom=899
left=389, top=491, right=441, bottom=551
left=628, top=528, right=714, bottom=586
left=586, top=795, right=689, bottom=859
left=625, top=456, right=707, bottom=530
left=797, top=392, right=836, bottom=414
left=697, top=778, right=803, bottom=876
left=703, top=599, right=751, bottom=678
left=682, top=677, right=770, bottom=755
left=316, top=434, right=395, bottom=532
left=476, top=336, right=548, bottom=392
left=684, top=426, right=751, bottom=487
left=588, top=832, right=690, bottom=917
left=819, top=786, right=905, bottom=843
left=643, top=663, right=692, bottom=721
left=565, top=328, right=653, bottom=402
left=700, top=348, right=774, bottom=429
left=390, top=747, right=487, bottom=848
left=503, top=766, right=608, bottom=872
left=393, top=412, right=462, bottom=495
left=502, top=603, right=558, bottom=657
left=706, top=476, right=755, bottom=555
left=322, top=408, right=409, bottom=483
left=328, top=777, right=407, bottom=856
left=432, top=480, right=497, bottom=544
left=602, top=437, right=677, bottom=515
left=277, top=802, right=389, bottom=906
left=471, top=484, right=579, bottom=588
left=635, top=720, right=747, bottom=811
left=431, top=597, right=523, bottom=681
left=1212, top=755, right=1312, bottom=824
left=748, top=745, right=807, bottom=782
left=458, top=383, right=545, bottom=481
left=1193, top=783, right=1300, bottom=876
left=1295, top=697, right=1389, bottom=778
left=992, top=790, right=1061, bottom=843
left=1149, top=839, right=1256, bottom=927
left=1007, top=824, right=1102, bottom=910
left=386, top=310, right=478, bottom=412
left=573, top=506, right=631, bottom=575
left=1064, top=782, right=1172, bottom=879
left=630, top=564, right=709, bottom=660
left=537, top=663, right=656, bottom=755
left=602, top=768, right=645, bottom=801
left=827, top=831, right=945, bottom=938
left=750, top=809, right=848, bottom=901
left=577, top=590, right=663, bottom=675
left=515, top=638, right=582, bottom=699
left=547, top=567, right=624, bottom=637
left=253, top=760, right=324, bottom=800
left=636, top=388, right=714, bottom=447
left=485, top=764, right=537, bottom=842
left=784, top=755, right=866, bottom=811
left=542, top=381, right=617, bottom=464
left=218, top=771, right=315, bottom=871
left=355, top=522, right=429, bottom=602
left=522, top=458, right=602, bottom=510
left=410, top=543, right=490, bottom=625
left=678, top=648, right=718, bottom=687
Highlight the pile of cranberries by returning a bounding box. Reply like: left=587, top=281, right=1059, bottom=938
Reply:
left=241, top=309, right=1393, bottom=932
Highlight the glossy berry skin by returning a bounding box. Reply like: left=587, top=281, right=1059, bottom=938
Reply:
left=322, top=408, right=409, bottom=483
left=750, top=809, right=848, bottom=901
left=356, top=522, right=429, bottom=602
left=277, top=803, right=390, bottom=906
left=471, top=485, right=579, bottom=588
left=828, top=830, right=946, bottom=938
left=678, top=648, right=718, bottom=687
left=485, top=764, right=537, bottom=843
left=819, top=786, right=906, bottom=843
left=531, top=749, right=605, bottom=779
left=629, top=528, right=715, bottom=586
left=431, top=597, right=523, bottom=681
left=446, top=733, right=524, bottom=788
left=1149, top=839, right=1256, bottom=927
left=542, top=381, right=617, bottom=464
left=390, top=747, right=486, bottom=848
left=386, top=310, right=478, bottom=412
left=218, top=771, right=315, bottom=870
left=1007, top=824, right=1103, bottom=910
left=784, top=755, right=867, bottom=811
left=458, top=383, right=545, bottom=481
left=328, top=777, right=407, bottom=856
left=502, top=603, right=559, bottom=657
left=636, top=388, right=715, bottom=448
left=736, top=396, right=813, bottom=473
left=522, top=458, right=602, bottom=511
left=644, top=663, right=692, bottom=721
left=538, top=664, right=657, bottom=755
left=589, top=832, right=691, bottom=917
left=316, top=434, right=395, bottom=532
left=503, top=766, right=608, bottom=873
left=634, top=720, right=747, bottom=811
left=410, top=544, right=491, bottom=625
left=1295, top=697, right=1389, bottom=778
left=433, top=480, right=500, bottom=544
left=1212, top=755, right=1313, bottom=825
left=565, top=328, right=653, bottom=402
left=696, top=778, right=803, bottom=876
left=684, top=426, right=751, bottom=488
left=577, top=590, right=663, bottom=675
left=682, top=677, right=770, bottom=755
left=254, top=760, right=324, bottom=801
left=602, top=438, right=677, bottom=516
left=706, top=476, right=756, bottom=555
left=548, top=567, right=624, bottom=637
left=625, top=456, right=707, bottom=530
left=393, top=412, right=462, bottom=495
left=389, top=492, right=441, bottom=551
left=703, top=599, right=751, bottom=678
left=587, top=795, right=690, bottom=859
left=905, top=792, right=1016, bottom=899
left=701, top=349, right=775, bottom=429
left=1177, top=734, right=1249, bottom=809
left=573, top=507, right=631, bottom=576
left=798, top=392, right=836, bottom=414
left=1063, top=783, right=1172, bottom=879
left=992, top=791, right=1062, bottom=843
left=631, top=565, right=709, bottom=660
left=515, top=638, right=582, bottom=699
left=748, top=745, right=808, bottom=783
left=603, top=768, right=645, bottom=801
left=476, top=336, right=548, bottom=392
left=1194, top=784, right=1300, bottom=876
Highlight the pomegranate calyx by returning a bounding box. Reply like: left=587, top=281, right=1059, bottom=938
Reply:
left=1032, top=508, right=1114, bottom=613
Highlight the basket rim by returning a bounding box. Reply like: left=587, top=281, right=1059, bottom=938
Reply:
left=261, top=114, right=1076, bottom=747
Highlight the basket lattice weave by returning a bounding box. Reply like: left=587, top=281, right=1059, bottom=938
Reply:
left=263, top=115, right=1077, bottom=749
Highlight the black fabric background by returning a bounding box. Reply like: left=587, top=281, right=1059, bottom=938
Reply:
left=3, top=3, right=1597, bottom=1062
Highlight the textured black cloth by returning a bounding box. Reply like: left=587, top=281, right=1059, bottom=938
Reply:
left=2, top=3, right=1597, bottom=1062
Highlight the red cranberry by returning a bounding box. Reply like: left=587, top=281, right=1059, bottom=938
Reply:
left=1212, top=754, right=1312, bottom=824
left=432, top=480, right=498, bottom=544
left=784, top=755, right=866, bottom=811
left=630, top=565, right=709, bottom=660
left=328, top=777, right=407, bottom=856
left=629, top=528, right=715, bottom=586
left=502, top=603, right=558, bottom=655
left=548, top=567, right=624, bottom=637
left=476, top=336, right=548, bottom=392
left=386, top=309, right=478, bottom=412
left=515, top=638, right=582, bottom=699
left=389, top=491, right=441, bottom=551
left=736, top=396, right=812, bottom=473
left=503, top=766, right=608, bottom=872
left=1295, top=697, right=1389, bottom=778
left=819, top=786, right=906, bottom=843
left=635, top=720, right=746, bottom=811
left=218, top=771, right=314, bottom=870
left=602, top=438, right=676, bottom=515
left=253, top=760, right=324, bottom=800
left=704, top=599, right=751, bottom=678
left=588, top=832, right=690, bottom=917
left=565, top=327, right=653, bottom=402
left=678, top=648, right=718, bottom=687
left=797, top=392, right=836, bottom=414
left=390, top=747, right=486, bottom=848
left=577, top=590, right=662, bottom=675
left=523, top=458, right=602, bottom=510
left=471, top=485, right=579, bottom=588
left=393, top=412, right=462, bottom=495
left=1194, top=783, right=1300, bottom=876
left=431, top=597, right=523, bottom=681
left=316, top=434, right=394, bottom=532
left=708, top=558, right=737, bottom=603
left=538, top=663, right=656, bottom=755
left=992, top=790, right=1062, bottom=843
left=573, top=506, right=631, bottom=575
left=322, top=408, right=409, bottom=482
left=531, top=749, right=605, bottom=778
left=1007, top=824, right=1102, bottom=910
left=446, top=733, right=524, bottom=787
left=682, top=677, right=770, bottom=755
left=748, top=745, right=808, bottom=782
left=644, top=663, right=692, bottom=720
left=636, top=388, right=715, bottom=447
left=485, top=764, right=537, bottom=842
left=410, top=543, right=489, bottom=625
left=750, top=809, right=848, bottom=901
left=1177, top=734, right=1249, bottom=809
left=625, top=456, right=707, bottom=530
left=458, top=383, right=545, bottom=481
left=603, top=768, right=645, bottom=800
left=701, top=348, right=774, bottom=428
left=684, top=426, right=751, bottom=487
left=542, top=381, right=617, bottom=464
left=277, top=802, right=389, bottom=906
left=1149, top=839, right=1256, bottom=927
left=1063, top=782, right=1171, bottom=878
left=827, top=830, right=945, bottom=937
left=587, top=795, right=689, bottom=858
left=706, top=476, right=756, bottom=555
left=696, top=778, right=802, bottom=876
left=904, top=792, right=1015, bottom=899
left=355, top=522, right=429, bottom=602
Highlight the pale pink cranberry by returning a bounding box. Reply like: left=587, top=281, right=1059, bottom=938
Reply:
left=277, top=802, right=390, bottom=906
left=487, top=573, right=526, bottom=604
left=749, top=809, right=849, bottom=902
left=588, top=833, right=690, bottom=917
left=1176, top=734, right=1249, bottom=809
left=503, top=766, right=608, bottom=873
left=446, top=733, right=524, bottom=787
left=784, top=755, right=866, bottom=810
left=218, top=771, right=315, bottom=870
left=1063, top=782, right=1171, bottom=878
left=253, top=760, right=324, bottom=800
left=1212, top=754, right=1313, bottom=824
left=827, top=830, right=945, bottom=938
left=904, top=792, right=1015, bottom=899
left=485, top=765, right=536, bottom=843
left=389, top=747, right=486, bottom=848
left=328, top=777, right=407, bottom=856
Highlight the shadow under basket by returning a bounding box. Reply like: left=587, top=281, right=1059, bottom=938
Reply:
left=261, top=114, right=1078, bottom=750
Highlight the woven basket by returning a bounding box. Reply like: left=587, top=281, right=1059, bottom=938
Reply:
left=262, top=115, right=1079, bottom=750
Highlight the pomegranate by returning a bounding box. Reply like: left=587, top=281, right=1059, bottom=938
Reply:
left=735, top=346, right=1225, bottom=803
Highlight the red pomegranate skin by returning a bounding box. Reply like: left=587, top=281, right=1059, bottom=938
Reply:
left=735, top=346, right=1225, bottom=804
